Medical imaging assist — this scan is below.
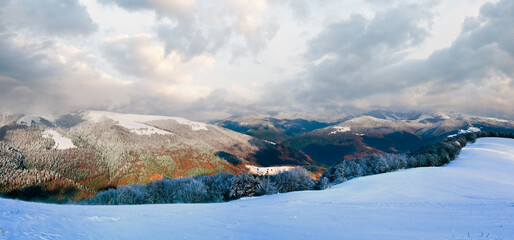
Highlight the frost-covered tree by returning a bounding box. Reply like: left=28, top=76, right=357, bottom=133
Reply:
left=116, top=184, right=147, bottom=205
left=229, top=173, right=262, bottom=199
left=272, top=168, right=314, bottom=193
left=172, top=178, right=208, bottom=203
left=198, top=172, right=235, bottom=202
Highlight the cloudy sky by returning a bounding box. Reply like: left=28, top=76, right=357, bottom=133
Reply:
left=0, top=0, right=512, bottom=121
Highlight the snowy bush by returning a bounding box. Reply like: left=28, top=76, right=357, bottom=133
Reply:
left=271, top=168, right=314, bottom=193
left=88, top=188, right=120, bottom=205
left=229, top=173, right=262, bottom=199
left=171, top=178, right=209, bottom=203
left=255, top=176, right=278, bottom=196
left=145, top=178, right=175, bottom=204
left=115, top=184, right=147, bottom=205
left=315, top=177, right=329, bottom=190
left=198, top=172, right=235, bottom=202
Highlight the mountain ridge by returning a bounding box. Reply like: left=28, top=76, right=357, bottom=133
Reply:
left=0, top=110, right=312, bottom=201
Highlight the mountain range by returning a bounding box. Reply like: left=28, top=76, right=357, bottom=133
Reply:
left=218, top=111, right=514, bottom=167
left=1, top=110, right=513, bottom=201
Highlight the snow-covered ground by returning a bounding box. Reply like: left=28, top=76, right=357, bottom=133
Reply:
left=42, top=130, right=76, bottom=150
left=329, top=126, right=351, bottom=135
left=1, top=137, right=513, bottom=240
left=83, top=111, right=209, bottom=135
left=246, top=165, right=297, bottom=176
left=16, top=116, right=42, bottom=126
left=447, top=126, right=481, bottom=138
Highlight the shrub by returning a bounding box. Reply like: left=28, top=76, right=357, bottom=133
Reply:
left=255, top=175, right=278, bottom=196
left=116, top=184, right=146, bottom=204
left=145, top=178, right=174, bottom=204
left=198, top=172, right=235, bottom=202
left=172, top=178, right=208, bottom=203
left=271, top=168, right=314, bottom=193
left=229, top=173, right=262, bottom=199
left=88, top=188, right=120, bottom=205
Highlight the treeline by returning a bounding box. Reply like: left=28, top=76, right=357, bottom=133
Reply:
left=75, top=131, right=514, bottom=205
left=85, top=168, right=314, bottom=205
left=320, top=131, right=514, bottom=187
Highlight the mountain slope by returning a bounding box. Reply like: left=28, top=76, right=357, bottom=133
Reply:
left=1, top=137, right=513, bottom=239
left=215, top=114, right=339, bottom=143
left=0, top=111, right=310, bottom=201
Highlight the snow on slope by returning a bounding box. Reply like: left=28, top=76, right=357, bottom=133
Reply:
left=246, top=165, right=297, bottom=176
left=447, top=126, right=481, bottom=138
left=329, top=126, right=351, bottom=135
left=83, top=111, right=209, bottom=135
left=1, top=138, right=513, bottom=240
left=16, top=116, right=42, bottom=126
left=42, top=130, right=76, bottom=150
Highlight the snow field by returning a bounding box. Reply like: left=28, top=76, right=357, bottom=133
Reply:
left=42, top=130, right=76, bottom=150
left=0, top=137, right=513, bottom=239
left=245, top=165, right=298, bottom=176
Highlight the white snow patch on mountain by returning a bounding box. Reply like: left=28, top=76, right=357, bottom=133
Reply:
left=434, top=112, right=451, bottom=120
left=447, top=126, right=481, bottom=138
left=1, top=138, right=513, bottom=239
left=246, top=165, right=297, bottom=176
left=42, top=129, right=76, bottom=150
left=84, top=111, right=172, bottom=135
left=484, top=117, right=509, bottom=123
left=329, top=126, right=351, bottom=134
left=84, top=111, right=208, bottom=133
left=16, top=116, right=42, bottom=126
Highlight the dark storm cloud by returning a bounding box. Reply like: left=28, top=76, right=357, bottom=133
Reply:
left=100, top=0, right=231, bottom=57
left=0, top=0, right=101, bottom=114
left=100, top=0, right=279, bottom=59
left=98, top=0, right=151, bottom=11
left=383, top=0, right=514, bottom=94
left=0, top=0, right=97, bottom=36
left=156, top=22, right=232, bottom=58
left=0, top=35, right=56, bottom=82
left=298, top=4, right=433, bottom=102
left=286, top=0, right=514, bottom=117
left=0, top=34, right=130, bottom=115
left=99, top=0, right=194, bottom=18
left=423, top=0, right=514, bottom=83
left=0, top=0, right=512, bottom=120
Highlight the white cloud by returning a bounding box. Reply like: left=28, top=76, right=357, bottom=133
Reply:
left=0, top=35, right=130, bottom=115
left=286, top=0, right=514, bottom=118
left=0, top=0, right=97, bottom=36
left=0, top=0, right=513, bottom=120
left=101, top=34, right=214, bottom=103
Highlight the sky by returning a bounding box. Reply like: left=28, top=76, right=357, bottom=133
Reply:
left=0, top=0, right=512, bottom=121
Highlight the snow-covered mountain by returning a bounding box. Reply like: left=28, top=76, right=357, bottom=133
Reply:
left=284, top=111, right=514, bottom=166
left=1, top=137, right=512, bottom=239
left=0, top=111, right=310, bottom=201
left=213, top=110, right=514, bottom=168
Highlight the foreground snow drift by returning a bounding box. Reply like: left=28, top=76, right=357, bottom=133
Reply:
left=1, top=138, right=514, bottom=239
